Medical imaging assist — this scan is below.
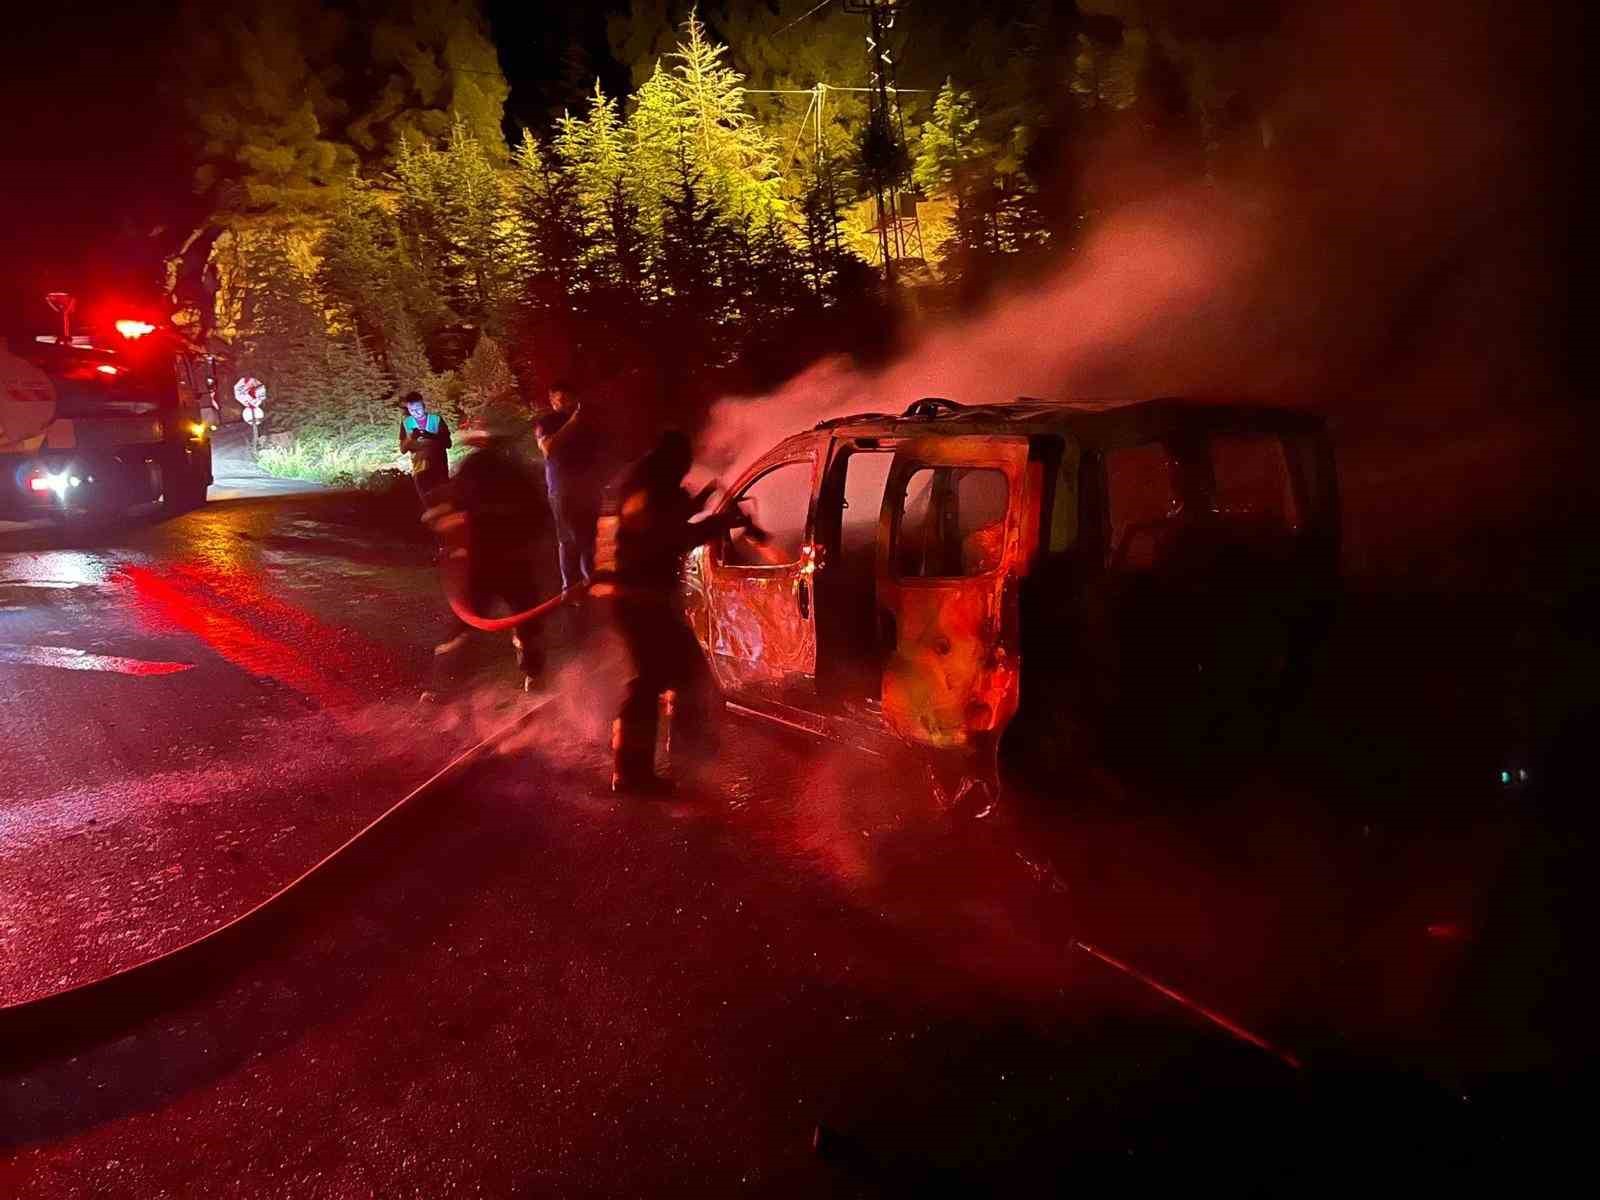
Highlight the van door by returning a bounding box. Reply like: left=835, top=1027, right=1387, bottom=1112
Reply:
left=877, top=436, right=1038, bottom=751
left=697, top=455, right=820, bottom=702
left=812, top=438, right=900, bottom=703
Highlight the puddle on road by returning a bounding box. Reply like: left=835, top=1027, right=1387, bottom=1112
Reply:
left=0, top=581, right=105, bottom=608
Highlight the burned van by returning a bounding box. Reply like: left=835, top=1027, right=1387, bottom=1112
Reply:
left=683, top=397, right=1338, bottom=777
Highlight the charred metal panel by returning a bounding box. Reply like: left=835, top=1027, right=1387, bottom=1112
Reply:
left=877, top=436, right=1036, bottom=751
left=703, top=548, right=818, bottom=697
left=691, top=439, right=825, bottom=701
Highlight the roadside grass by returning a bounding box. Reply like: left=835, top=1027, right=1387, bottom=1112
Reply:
left=257, top=430, right=466, bottom=487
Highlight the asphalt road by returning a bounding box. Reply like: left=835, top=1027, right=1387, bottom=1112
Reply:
left=0, top=468, right=1571, bottom=1194
left=0, top=464, right=496, bottom=1004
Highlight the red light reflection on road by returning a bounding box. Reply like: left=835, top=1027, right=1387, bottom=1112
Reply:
left=116, top=565, right=387, bottom=709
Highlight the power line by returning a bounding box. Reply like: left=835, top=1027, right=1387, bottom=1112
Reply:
left=745, top=86, right=927, bottom=94
left=775, top=0, right=837, bottom=38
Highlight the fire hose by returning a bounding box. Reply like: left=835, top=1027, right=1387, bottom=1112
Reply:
left=0, top=701, right=550, bottom=1069
left=445, top=581, right=587, bottom=631
left=428, top=504, right=604, bottom=632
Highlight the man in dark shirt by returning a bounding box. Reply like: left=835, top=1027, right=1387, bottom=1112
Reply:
left=608, top=431, right=762, bottom=794
left=399, top=391, right=451, bottom=501
left=534, top=381, right=600, bottom=592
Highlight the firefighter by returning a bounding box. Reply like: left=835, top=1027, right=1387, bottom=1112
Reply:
left=609, top=431, right=763, bottom=794
left=427, top=402, right=551, bottom=695
left=399, top=391, right=452, bottom=502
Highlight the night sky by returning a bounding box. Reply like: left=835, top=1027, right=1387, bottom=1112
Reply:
left=1, top=5, right=188, bottom=323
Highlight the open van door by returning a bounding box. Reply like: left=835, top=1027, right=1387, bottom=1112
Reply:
left=695, top=452, right=821, bottom=702
left=877, top=436, right=1039, bottom=751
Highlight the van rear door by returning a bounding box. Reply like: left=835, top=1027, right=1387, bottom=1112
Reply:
left=877, top=436, right=1038, bottom=751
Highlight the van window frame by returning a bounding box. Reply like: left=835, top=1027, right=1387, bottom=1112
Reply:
left=715, top=456, right=817, bottom=571
left=888, top=459, right=1014, bottom=584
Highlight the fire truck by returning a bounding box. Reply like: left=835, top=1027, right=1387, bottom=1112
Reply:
left=1, top=297, right=217, bottom=521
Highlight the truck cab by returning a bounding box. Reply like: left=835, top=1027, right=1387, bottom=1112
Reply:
left=683, top=397, right=1339, bottom=776
left=1, top=319, right=214, bottom=521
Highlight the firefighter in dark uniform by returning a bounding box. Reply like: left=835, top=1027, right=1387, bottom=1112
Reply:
left=428, top=402, right=550, bottom=693
left=609, top=431, right=762, bottom=794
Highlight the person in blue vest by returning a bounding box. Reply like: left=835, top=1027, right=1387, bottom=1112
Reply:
left=399, top=391, right=452, bottom=501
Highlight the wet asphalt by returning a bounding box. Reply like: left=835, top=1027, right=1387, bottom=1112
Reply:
left=0, top=457, right=1568, bottom=1194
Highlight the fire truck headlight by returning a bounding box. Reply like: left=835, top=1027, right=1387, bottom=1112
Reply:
left=28, top=471, right=73, bottom=499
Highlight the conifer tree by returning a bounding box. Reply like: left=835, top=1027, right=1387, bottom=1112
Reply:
left=392, top=118, right=512, bottom=336
left=234, top=233, right=389, bottom=435
left=667, top=13, right=784, bottom=222
left=511, top=132, right=591, bottom=306
left=457, top=333, right=518, bottom=425
left=798, top=153, right=851, bottom=301
left=624, top=63, right=684, bottom=239
left=507, top=131, right=594, bottom=385
left=657, top=144, right=729, bottom=370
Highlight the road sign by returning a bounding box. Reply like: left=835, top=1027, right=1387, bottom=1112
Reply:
left=233, top=376, right=267, bottom=410
left=242, top=404, right=263, bottom=425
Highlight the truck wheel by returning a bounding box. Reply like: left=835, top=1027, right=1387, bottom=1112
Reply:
left=162, top=455, right=207, bottom=514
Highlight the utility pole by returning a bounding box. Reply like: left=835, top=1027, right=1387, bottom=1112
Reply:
left=843, top=0, right=925, bottom=285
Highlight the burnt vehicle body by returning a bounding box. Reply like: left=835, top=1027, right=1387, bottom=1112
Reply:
left=683, top=398, right=1338, bottom=775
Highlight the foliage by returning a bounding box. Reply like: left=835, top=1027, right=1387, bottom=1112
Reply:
left=183, top=0, right=1269, bottom=485
left=182, top=0, right=510, bottom=216
left=667, top=13, right=785, bottom=221
left=348, top=0, right=510, bottom=160
left=914, top=79, right=1048, bottom=296
left=393, top=118, right=513, bottom=334
left=232, top=232, right=391, bottom=436
left=256, top=431, right=404, bottom=487
left=182, top=0, right=357, bottom=215
left=457, top=334, right=518, bottom=425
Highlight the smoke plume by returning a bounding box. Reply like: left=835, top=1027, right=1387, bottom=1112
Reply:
left=699, top=0, right=1578, bottom=575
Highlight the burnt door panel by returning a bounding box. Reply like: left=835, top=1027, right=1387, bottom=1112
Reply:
left=701, top=457, right=819, bottom=701
left=877, top=437, right=1034, bottom=751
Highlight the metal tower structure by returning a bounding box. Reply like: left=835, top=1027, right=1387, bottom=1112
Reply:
left=843, top=0, right=925, bottom=282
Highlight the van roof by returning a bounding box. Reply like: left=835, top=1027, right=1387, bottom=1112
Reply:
left=813, top=396, right=1325, bottom=449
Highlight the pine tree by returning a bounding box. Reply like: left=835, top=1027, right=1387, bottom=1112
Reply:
left=667, top=13, right=784, bottom=222
left=624, top=63, right=685, bottom=239
left=506, top=130, right=595, bottom=387
left=657, top=144, right=730, bottom=371
left=554, top=82, right=652, bottom=298
left=234, top=232, right=389, bottom=436
left=457, top=333, right=518, bottom=425
left=798, top=152, right=851, bottom=301
left=555, top=82, right=628, bottom=222
left=915, top=78, right=990, bottom=281
left=510, top=131, right=591, bottom=305
left=392, top=118, right=512, bottom=336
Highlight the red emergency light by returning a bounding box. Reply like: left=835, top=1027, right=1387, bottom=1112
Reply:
left=114, top=318, right=157, bottom=339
